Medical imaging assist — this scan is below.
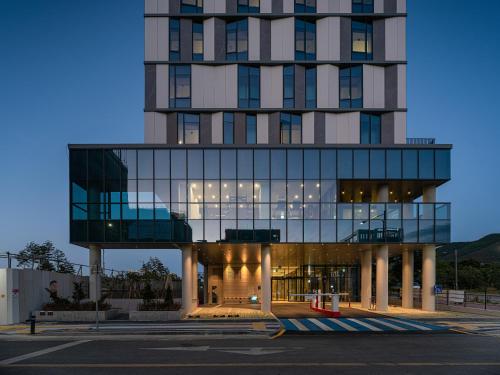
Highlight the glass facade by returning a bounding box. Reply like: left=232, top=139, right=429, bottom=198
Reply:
left=226, top=19, right=248, bottom=61
left=352, top=0, right=374, bottom=13
left=238, top=0, right=259, bottom=13
left=295, top=19, right=316, bottom=60
left=70, top=147, right=451, bottom=245
left=352, top=21, right=373, bottom=60
left=295, top=0, right=316, bottom=13
left=192, top=22, right=203, bottom=61
left=340, top=66, right=363, bottom=109
left=181, top=0, right=203, bottom=13
left=238, top=66, right=260, bottom=108
left=169, top=18, right=180, bottom=61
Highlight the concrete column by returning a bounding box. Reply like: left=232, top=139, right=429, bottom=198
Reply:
left=261, top=245, right=271, bottom=313
left=422, top=245, right=436, bottom=312
left=423, top=186, right=436, bottom=202
left=376, top=245, right=389, bottom=312
left=192, top=249, right=198, bottom=309
left=181, top=245, right=193, bottom=314
left=376, top=184, right=389, bottom=202
left=361, top=250, right=372, bottom=309
left=89, top=245, right=101, bottom=301
left=402, top=249, right=414, bottom=309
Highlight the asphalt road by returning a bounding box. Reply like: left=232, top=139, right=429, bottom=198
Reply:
left=1, top=332, right=500, bottom=375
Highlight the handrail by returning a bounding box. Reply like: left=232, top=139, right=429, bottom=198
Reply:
left=407, top=138, right=436, bottom=145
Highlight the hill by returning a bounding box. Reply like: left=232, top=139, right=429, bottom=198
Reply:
left=438, top=234, right=500, bottom=264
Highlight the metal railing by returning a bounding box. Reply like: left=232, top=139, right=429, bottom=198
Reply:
left=406, top=138, right=436, bottom=145
left=437, top=290, right=500, bottom=312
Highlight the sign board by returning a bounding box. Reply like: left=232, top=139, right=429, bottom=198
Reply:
left=449, top=290, right=465, bottom=304
left=434, top=285, right=443, bottom=295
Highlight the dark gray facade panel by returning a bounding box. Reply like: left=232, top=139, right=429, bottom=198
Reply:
left=272, top=0, right=283, bottom=14
left=314, top=112, right=325, bottom=145
left=214, top=18, right=226, bottom=60
left=180, top=18, right=193, bottom=61
left=340, top=17, right=352, bottom=62
left=385, top=65, right=398, bottom=109
left=169, top=0, right=180, bottom=14
left=260, top=19, right=271, bottom=61
left=200, top=114, right=212, bottom=145
left=381, top=112, right=395, bottom=145
left=234, top=113, right=246, bottom=145
left=294, top=65, right=306, bottom=109
left=226, top=0, right=237, bottom=13
left=145, top=65, right=156, bottom=111
left=373, top=19, right=385, bottom=62
left=167, top=113, right=178, bottom=145
left=268, top=112, right=280, bottom=144
left=384, top=0, right=398, bottom=13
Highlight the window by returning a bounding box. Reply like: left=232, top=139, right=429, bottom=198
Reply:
left=280, top=113, right=302, bottom=144
left=352, top=21, right=373, bottom=60
left=295, top=0, right=316, bottom=13
left=223, top=113, right=234, bottom=144
left=305, top=67, right=316, bottom=108
left=192, top=22, right=203, bottom=61
left=352, top=0, right=374, bottom=13
left=177, top=113, right=199, bottom=144
left=295, top=19, right=316, bottom=60
left=238, top=66, right=260, bottom=108
left=283, top=65, right=295, bottom=108
left=340, top=66, right=362, bottom=108
left=226, top=19, right=248, bottom=61
left=169, top=18, right=180, bottom=61
left=360, top=114, right=381, bottom=144
left=238, top=0, right=259, bottom=13
left=169, top=65, right=191, bottom=108
left=181, top=0, right=203, bottom=13
left=246, top=115, right=257, bottom=144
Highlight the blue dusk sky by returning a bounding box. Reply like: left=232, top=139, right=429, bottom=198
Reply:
left=0, top=0, right=499, bottom=274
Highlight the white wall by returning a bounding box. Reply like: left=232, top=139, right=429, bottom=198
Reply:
left=317, top=17, right=340, bottom=61
left=283, top=0, right=294, bottom=13
left=156, top=64, right=169, bottom=108
left=325, top=112, right=360, bottom=144
left=261, top=65, right=283, bottom=108
left=394, top=112, right=407, bottom=144
left=260, top=0, right=272, bottom=13
left=203, top=18, right=215, bottom=61
left=204, top=0, right=226, bottom=13
left=144, top=112, right=168, bottom=143
left=385, top=17, right=406, bottom=61
left=212, top=112, right=223, bottom=144
left=374, top=0, right=384, bottom=13
left=302, top=112, right=315, bottom=144
left=317, top=65, right=339, bottom=109
left=271, top=18, right=295, bottom=61
left=317, top=0, right=351, bottom=13
left=145, top=0, right=169, bottom=13
left=397, top=64, right=407, bottom=108
left=145, top=17, right=169, bottom=61
left=397, top=0, right=407, bottom=13
left=363, top=65, right=385, bottom=108
left=248, top=17, right=261, bottom=61
left=257, top=114, right=269, bottom=144
left=192, top=64, right=238, bottom=108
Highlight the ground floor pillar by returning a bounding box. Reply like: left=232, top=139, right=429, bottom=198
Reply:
left=181, top=245, right=193, bottom=314
left=192, top=249, right=198, bottom=310
left=203, top=264, right=208, bottom=305
left=376, top=245, right=389, bottom=312
left=422, top=245, right=436, bottom=312
left=89, top=245, right=101, bottom=301
left=402, top=249, right=414, bottom=309
left=361, top=250, right=372, bottom=309
left=261, top=245, right=271, bottom=313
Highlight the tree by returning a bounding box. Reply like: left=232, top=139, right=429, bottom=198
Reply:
left=17, top=241, right=75, bottom=274
left=140, top=257, right=169, bottom=280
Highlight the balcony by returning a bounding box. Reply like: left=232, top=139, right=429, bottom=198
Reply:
left=406, top=138, right=436, bottom=145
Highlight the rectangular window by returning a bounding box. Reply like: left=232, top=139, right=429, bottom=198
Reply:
left=181, top=0, right=203, bottom=13
left=192, top=22, right=203, bottom=61
left=339, top=66, right=362, bottom=108
left=295, top=19, right=316, bottom=60
left=352, top=0, right=374, bottom=13
left=238, top=65, right=260, bottom=108
left=177, top=113, right=199, bottom=144
left=238, top=0, right=260, bottom=13
left=223, top=112, right=234, bottom=144
left=280, top=113, right=302, bottom=144
left=169, top=65, right=191, bottom=108
left=283, top=65, right=295, bottom=108
left=305, top=67, right=316, bottom=108
left=246, top=114, right=257, bottom=144
left=360, top=114, right=381, bottom=144
left=295, top=0, right=316, bottom=13
left=169, top=18, right=180, bottom=61
left=352, top=21, right=373, bottom=60
left=226, top=19, right=248, bottom=61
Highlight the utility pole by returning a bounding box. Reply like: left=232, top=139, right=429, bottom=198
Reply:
left=454, top=249, right=458, bottom=290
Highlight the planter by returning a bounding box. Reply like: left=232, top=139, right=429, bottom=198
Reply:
left=35, top=309, right=119, bottom=322
left=129, top=310, right=181, bottom=321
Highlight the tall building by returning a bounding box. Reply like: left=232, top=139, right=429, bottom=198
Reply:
left=69, top=0, right=451, bottom=313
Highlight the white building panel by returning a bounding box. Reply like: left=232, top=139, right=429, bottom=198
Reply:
left=317, top=17, right=340, bottom=61
left=317, top=0, right=351, bottom=13
left=257, top=114, right=269, bottom=144
left=394, top=112, right=407, bottom=144
left=397, top=0, right=407, bottom=13
left=260, top=65, right=283, bottom=109
left=271, top=18, right=295, bottom=61
left=145, top=18, right=158, bottom=61
left=283, top=0, right=294, bottom=13
left=325, top=112, right=360, bottom=144
left=192, top=65, right=238, bottom=108
left=204, top=0, right=226, bottom=13
left=145, top=112, right=168, bottom=143
left=374, top=0, right=384, bottom=13
left=145, top=0, right=169, bottom=13
left=157, top=0, right=169, bottom=12
left=363, top=65, right=385, bottom=109
left=144, top=112, right=155, bottom=142
left=302, top=112, right=315, bottom=144
left=397, top=64, right=407, bottom=109
left=385, top=17, right=406, bottom=61
left=260, top=0, right=272, bottom=13
left=248, top=17, right=261, bottom=61
left=156, top=64, right=169, bottom=108
left=157, top=18, right=169, bottom=60
left=224, top=64, right=238, bottom=108
left=203, top=18, right=215, bottom=61
left=212, top=112, right=223, bottom=144
left=317, top=65, right=339, bottom=109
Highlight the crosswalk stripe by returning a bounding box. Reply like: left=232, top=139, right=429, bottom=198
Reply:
left=289, top=319, right=309, bottom=331
left=367, top=318, right=406, bottom=331
left=308, top=319, right=333, bottom=331
left=386, top=318, right=432, bottom=331
left=328, top=318, right=358, bottom=332
left=347, top=318, right=382, bottom=332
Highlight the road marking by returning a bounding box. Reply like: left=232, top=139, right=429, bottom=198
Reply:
left=328, top=318, right=358, bottom=331
left=347, top=318, right=382, bottom=332
left=141, top=346, right=210, bottom=352
left=386, top=318, right=432, bottom=331
left=0, top=340, right=90, bottom=365
left=288, top=319, right=308, bottom=331
left=308, top=318, right=333, bottom=331
left=367, top=318, right=407, bottom=331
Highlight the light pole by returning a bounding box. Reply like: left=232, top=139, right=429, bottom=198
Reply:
left=454, top=249, right=458, bottom=290
left=92, top=264, right=100, bottom=331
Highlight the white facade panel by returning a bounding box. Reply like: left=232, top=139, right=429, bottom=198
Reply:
left=374, top=0, right=384, bottom=13
left=325, top=112, right=360, bottom=144
left=257, top=114, right=269, bottom=144
left=145, top=113, right=167, bottom=143
left=317, top=65, right=339, bottom=109
left=212, top=112, right=223, bottom=144
left=203, top=18, right=215, bottom=61
left=144, top=112, right=155, bottom=142
left=363, top=65, right=385, bottom=109
left=283, top=0, right=294, bottom=13
left=192, top=65, right=237, bottom=108
left=145, top=0, right=169, bottom=13
left=260, top=65, right=283, bottom=109
left=271, top=18, right=295, bottom=61
left=204, top=0, right=226, bottom=13
left=156, top=64, right=169, bottom=108
left=157, top=0, right=169, bottom=12
left=397, top=0, right=407, bottom=13
left=248, top=17, right=261, bottom=61
left=319, top=0, right=351, bottom=13
left=302, top=112, right=315, bottom=144
left=145, top=18, right=158, bottom=61
left=394, top=112, right=407, bottom=144
left=385, top=17, right=407, bottom=61
left=317, top=17, right=340, bottom=61
left=397, top=64, right=407, bottom=109
left=157, top=18, right=169, bottom=60
left=260, top=0, right=272, bottom=13
left=224, top=64, right=238, bottom=108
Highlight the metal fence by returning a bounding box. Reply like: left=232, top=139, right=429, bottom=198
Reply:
left=437, top=290, right=500, bottom=312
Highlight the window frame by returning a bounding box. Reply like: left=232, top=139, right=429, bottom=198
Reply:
left=283, top=65, right=295, bottom=108
left=238, top=0, right=260, bottom=13
left=295, top=0, right=316, bottom=13
left=238, top=65, right=260, bottom=108
left=226, top=19, right=249, bottom=61
left=352, top=20, right=373, bottom=61
left=360, top=113, right=381, bottom=144
left=223, top=112, right=234, bottom=144
left=246, top=114, right=257, bottom=144
left=339, top=66, right=363, bottom=109
left=280, top=113, right=302, bottom=144
left=305, top=66, right=317, bottom=109
left=177, top=113, right=200, bottom=145
left=169, top=65, right=191, bottom=108
left=169, top=18, right=180, bottom=61
left=295, top=19, right=316, bottom=60
left=352, top=0, right=374, bottom=13
left=192, top=21, right=204, bottom=61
